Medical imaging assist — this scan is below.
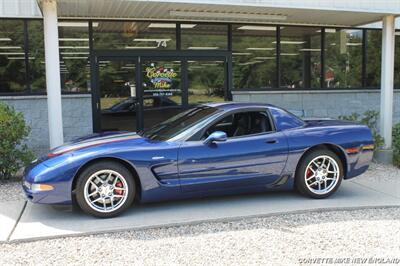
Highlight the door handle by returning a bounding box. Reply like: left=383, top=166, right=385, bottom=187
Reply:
left=265, top=139, right=278, bottom=144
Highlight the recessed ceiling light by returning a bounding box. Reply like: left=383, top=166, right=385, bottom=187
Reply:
left=61, top=52, right=89, bottom=55
left=273, top=41, right=306, bottom=44
left=59, top=38, right=89, bottom=42
left=148, top=23, right=196, bottom=29
left=237, top=26, right=276, bottom=31
left=7, top=57, right=35, bottom=60
left=299, top=48, right=321, bottom=52
left=0, top=52, right=24, bottom=55
left=58, top=22, right=98, bottom=27
left=253, top=56, right=275, bottom=60
left=188, top=47, right=219, bottom=50
left=133, top=38, right=171, bottom=42
left=346, top=43, right=362, bottom=46
left=169, top=11, right=287, bottom=21
left=125, top=46, right=158, bottom=49
left=62, top=57, right=88, bottom=59
left=59, top=46, right=89, bottom=49
left=316, top=29, right=336, bottom=33
left=246, top=47, right=275, bottom=50
left=238, top=61, right=263, bottom=66
left=232, top=52, right=252, bottom=55
left=0, top=46, right=21, bottom=49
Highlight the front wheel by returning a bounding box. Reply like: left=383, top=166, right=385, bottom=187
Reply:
left=75, top=161, right=136, bottom=218
left=296, top=149, right=343, bottom=199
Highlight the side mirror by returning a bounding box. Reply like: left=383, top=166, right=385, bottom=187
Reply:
left=203, top=131, right=227, bottom=145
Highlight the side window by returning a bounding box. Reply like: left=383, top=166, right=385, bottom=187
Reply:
left=203, top=111, right=273, bottom=139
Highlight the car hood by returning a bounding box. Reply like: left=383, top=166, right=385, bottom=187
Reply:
left=48, top=131, right=142, bottom=156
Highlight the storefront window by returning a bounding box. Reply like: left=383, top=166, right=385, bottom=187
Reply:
left=395, top=33, right=400, bottom=89
left=325, top=29, right=363, bottom=88
left=28, top=20, right=46, bottom=93
left=58, top=21, right=90, bottom=93
left=93, top=21, right=176, bottom=50
left=232, top=25, right=276, bottom=90
left=280, top=27, right=321, bottom=89
left=0, top=20, right=26, bottom=93
left=366, top=30, right=381, bottom=88
left=181, top=24, right=228, bottom=50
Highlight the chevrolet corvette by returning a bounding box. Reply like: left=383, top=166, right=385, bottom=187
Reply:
left=22, top=103, right=374, bottom=218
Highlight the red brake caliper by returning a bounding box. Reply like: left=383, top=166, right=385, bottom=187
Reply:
left=306, top=168, right=312, bottom=178
left=114, top=182, right=124, bottom=195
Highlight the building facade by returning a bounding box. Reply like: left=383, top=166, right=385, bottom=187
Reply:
left=0, top=0, right=399, bottom=154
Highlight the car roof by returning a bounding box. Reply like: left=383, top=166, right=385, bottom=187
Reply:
left=203, top=102, right=276, bottom=111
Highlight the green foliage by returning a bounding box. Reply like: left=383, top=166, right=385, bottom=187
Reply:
left=338, top=110, right=384, bottom=149
left=0, top=102, right=34, bottom=180
left=392, top=123, right=400, bottom=167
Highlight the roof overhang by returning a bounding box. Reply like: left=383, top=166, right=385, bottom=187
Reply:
left=34, top=0, right=400, bottom=27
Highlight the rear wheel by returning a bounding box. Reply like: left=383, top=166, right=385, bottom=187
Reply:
left=75, top=161, right=136, bottom=218
left=296, top=149, right=343, bottom=199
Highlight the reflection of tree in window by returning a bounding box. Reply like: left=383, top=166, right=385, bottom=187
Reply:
left=280, top=27, right=321, bottom=89
left=325, top=29, right=362, bottom=88
left=232, top=25, right=276, bottom=90
left=0, top=20, right=25, bottom=93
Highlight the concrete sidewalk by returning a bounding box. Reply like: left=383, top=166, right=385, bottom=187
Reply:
left=0, top=175, right=399, bottom=243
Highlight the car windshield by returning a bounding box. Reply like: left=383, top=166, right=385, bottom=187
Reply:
left=140, top=106, right=220, bottom=141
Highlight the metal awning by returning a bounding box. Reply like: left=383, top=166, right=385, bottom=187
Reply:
left=34, top=0, right=400, bottom=27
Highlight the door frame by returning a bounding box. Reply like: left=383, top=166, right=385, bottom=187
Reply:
left=91, top=50, right=232, bottom=133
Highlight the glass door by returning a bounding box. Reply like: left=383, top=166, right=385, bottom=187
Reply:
left=187, top=58, right=227, bottom=105
left=95, top=54, right=231, bottom=133
left=141, top=58, right=184, bottom=130
left=98, top=59, right=139, bottom=132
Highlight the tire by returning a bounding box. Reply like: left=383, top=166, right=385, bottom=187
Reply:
left=295, top=149, right=343, bottom=199
left=75, top=161, right=136, bottom=218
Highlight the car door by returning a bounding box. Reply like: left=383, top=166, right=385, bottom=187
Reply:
left=177, top=110, right=289, bottom=193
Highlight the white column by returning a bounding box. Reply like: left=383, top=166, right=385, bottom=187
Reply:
left=42, top=0, right=63, bottom=148
left=380, top=15, right=395, bottom=150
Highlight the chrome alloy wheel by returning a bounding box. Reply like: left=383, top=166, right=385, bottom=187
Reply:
left=304, top=155, right=340, bottom=195
left=83, top=169, right=129, bottom=213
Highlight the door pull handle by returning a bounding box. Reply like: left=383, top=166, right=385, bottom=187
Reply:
left=266, top=139, right=278, bottom=144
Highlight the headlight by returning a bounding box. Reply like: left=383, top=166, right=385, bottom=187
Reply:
left=24, top=181, right=54, bottom=191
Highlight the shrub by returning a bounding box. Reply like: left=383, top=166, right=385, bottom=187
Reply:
left=393, top=123, right=400, bottom=167
left=339, top=110, right=384, bottom=149
left=0, top=102, right=33, bottom=180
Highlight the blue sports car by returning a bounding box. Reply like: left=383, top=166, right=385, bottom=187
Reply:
left=22, top=103, right=374, bottom=218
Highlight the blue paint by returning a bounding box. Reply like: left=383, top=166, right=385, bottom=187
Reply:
left=22, top=103, right=374, bottom=205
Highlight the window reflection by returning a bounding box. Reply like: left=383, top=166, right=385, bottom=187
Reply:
left=395, top=33, right=400, bottom=89
left=58, top=21, right=90, bottom=93
left=325, top=29, right=363, bottom=88
left=188, top=60, right=225, bottom=104
left=232, top=25, right=276, bottom=90
left=0, top=20, right=26, bottom=93
left=93, top=21, right=176, bottom=50
left=28, top=21, right=46, bottom=93
left=366, top=30, right=381, bottom=88
left=280, top=27, right=321, bottom=89
left=181, top=24, right=228, bottom=50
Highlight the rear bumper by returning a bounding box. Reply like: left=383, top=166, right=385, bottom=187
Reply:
left=345, top=148, right=374, bottom=179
